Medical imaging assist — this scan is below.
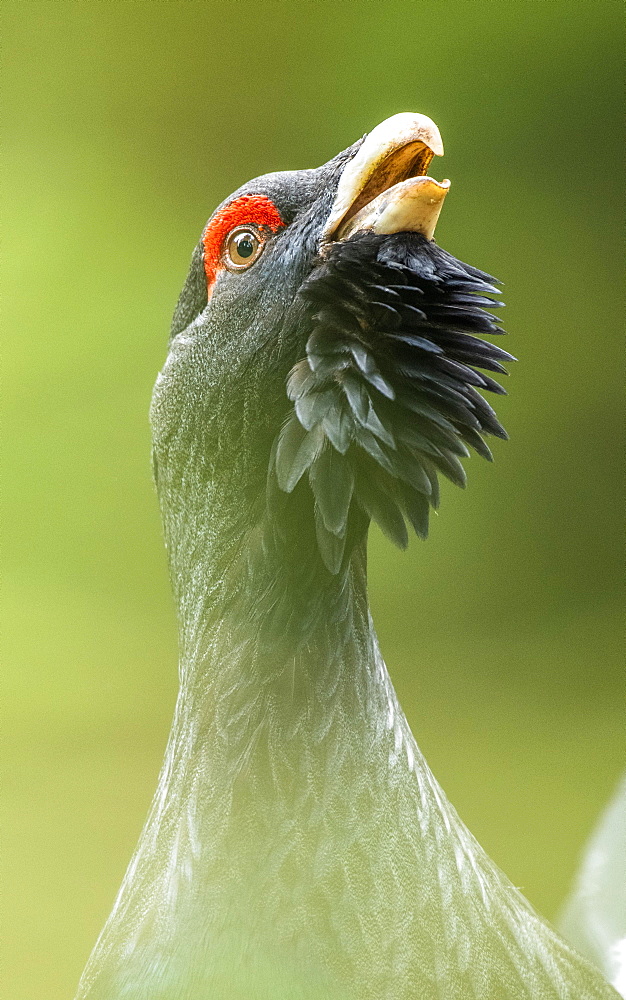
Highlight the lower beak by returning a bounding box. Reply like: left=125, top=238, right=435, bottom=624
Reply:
left=322, top=112, right=450, bottom=244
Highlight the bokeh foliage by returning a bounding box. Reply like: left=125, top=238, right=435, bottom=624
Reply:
left=3, top=2, right=623, bottom=997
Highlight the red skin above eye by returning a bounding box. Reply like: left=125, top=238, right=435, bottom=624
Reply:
left=202, top=194, right=285, bottom=294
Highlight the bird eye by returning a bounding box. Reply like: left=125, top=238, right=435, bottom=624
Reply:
left=223, top=227, right=264, bottom=271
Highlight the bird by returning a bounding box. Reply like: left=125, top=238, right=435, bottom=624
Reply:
left=75, top=113, right=619, bottom=999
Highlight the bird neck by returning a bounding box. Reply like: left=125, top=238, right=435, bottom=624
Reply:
left=87, top=481, right=416, bottom=995
left=161, top=466, right=389, bottom=780
left=162, top=531, right=391, bottom=846
left=77, top=468, right=610, bottom=1000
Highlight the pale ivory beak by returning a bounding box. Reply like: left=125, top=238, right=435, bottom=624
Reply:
left=322, top=112, right=449, bottom=244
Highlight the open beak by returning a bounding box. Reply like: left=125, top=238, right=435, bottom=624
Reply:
left=322, top=112, right=449, bottom=245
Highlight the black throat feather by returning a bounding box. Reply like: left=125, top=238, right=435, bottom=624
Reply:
left=271, top=231, right=513, bottom=574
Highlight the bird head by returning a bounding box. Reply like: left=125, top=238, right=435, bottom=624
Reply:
left=151, top=113, right=512, bottom=591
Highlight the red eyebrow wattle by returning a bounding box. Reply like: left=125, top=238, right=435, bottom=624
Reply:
left=202, top=194, right=285, bottom=292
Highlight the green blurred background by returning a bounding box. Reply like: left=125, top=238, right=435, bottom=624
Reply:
left=3, top=1, right=623, bottom=997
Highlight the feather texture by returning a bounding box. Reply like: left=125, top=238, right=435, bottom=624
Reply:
left=271, top=232, right=513, bottom=571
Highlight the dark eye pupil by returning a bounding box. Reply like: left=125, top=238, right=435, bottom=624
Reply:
left=236, top=235, right=254, bottom=258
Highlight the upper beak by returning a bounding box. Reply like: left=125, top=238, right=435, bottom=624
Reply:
left=321, top=112, right=449, bottom=244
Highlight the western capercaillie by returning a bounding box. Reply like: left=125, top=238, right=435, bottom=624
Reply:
left=75, top=113, right=618, bottom=1000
